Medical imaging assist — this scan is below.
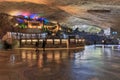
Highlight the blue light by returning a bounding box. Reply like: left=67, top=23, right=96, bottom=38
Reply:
left=37, top=18, right=49, bottom=24
left=37, top=17, right=43, bottom=22
left=17, top=18, right=24, bottom=23
left=30, top=14, right=38, bottom=19
left=44, top=19, right=49, bottom=24
left=112, top=31, right=117, bottom=35
left=24, top=16, right=29, bottom=19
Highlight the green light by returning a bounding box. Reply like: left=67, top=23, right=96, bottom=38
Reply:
left=19, top=23, right=27, bottom=29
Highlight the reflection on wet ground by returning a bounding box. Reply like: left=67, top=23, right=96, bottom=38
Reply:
left=0, top=45, right=120, bottom=80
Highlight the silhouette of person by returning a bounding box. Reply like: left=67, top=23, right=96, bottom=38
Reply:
left=35, top=42, right=39, bottom=48
left=35, top=42, right=39, bottom=52
left=102, top=39, right=106, bottom=45
left=42, top=39, right=46, bottom=51
left=104, top=40, right=106, bottom=45
left=94, top=41, right=96, bottom=45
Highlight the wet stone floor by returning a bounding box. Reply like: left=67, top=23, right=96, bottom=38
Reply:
left=0, top=45, right=120, bottom=80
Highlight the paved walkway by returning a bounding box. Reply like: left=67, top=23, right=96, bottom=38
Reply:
left=0, top=45, right=120, bottom=80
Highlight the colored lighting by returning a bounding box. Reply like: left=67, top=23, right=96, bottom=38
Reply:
left=44, top=19, right=49, bottom=24
left=37, top=18, right=43, bottom=21
left=19, top=23, right=27, bottom=28
left=37, top=18, right=49, bottom=24
left=30, top=14, right=39, bottom=19
left=9, top=10, right=22, bottom=16
left=17, top=18, right=24, bottom=23
left=10, top=11, right=49, bottom=25
left=9, top=10, right=31, bottom=18
left=22, top=12, right=30, bottom=16
left=24, top=16, right=28, bottom=18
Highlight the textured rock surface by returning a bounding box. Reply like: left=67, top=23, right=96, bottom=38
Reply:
left=0, top=0, right=120, bottom=33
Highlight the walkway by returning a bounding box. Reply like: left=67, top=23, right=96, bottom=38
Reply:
left=0, top=45, right=120, bottom=80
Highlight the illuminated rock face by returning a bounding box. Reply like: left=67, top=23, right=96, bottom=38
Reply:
left=0, top=0, right=120, bottom=34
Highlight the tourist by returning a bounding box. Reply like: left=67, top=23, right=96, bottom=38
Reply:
left=35, top=42, right=39, bottom=53
left=35, top=42, right=39, bottom=48
left=42, top=39, right=46, bottom=51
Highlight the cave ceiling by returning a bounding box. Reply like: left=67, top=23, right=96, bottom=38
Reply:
left=0, top=0, right=120, bottom=33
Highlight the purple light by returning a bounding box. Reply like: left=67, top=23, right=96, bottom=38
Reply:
left=17, top=18, right=24, bottom=23
left=30, top=14, right=39, bottom=19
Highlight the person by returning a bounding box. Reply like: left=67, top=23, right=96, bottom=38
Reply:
left=94, top=41, right=96, bottom=45
left=35, top=42, right=39, bottom=53
left=42, top=39, right=46, bottom=51
left=3, top=41, right=12, bottom=49
left=35, top=42, right=39, bottom=48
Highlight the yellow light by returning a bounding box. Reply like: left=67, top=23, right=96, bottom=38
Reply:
left=22, top=40, right=26, bottom=42
left=38, top=26, right=42, bottom=29
left=32, top=40, right=37, bottom=42
left=54, top=39, right=60, bottom=42
left=27, top=40, right=32, bottom=42
left=9, top=10, right=22, bottom=16
left=15, top=23, right=19, bottom=27
left=79, top=39, right=82, bottom=42
left=82, top=39, right=85, bottom=42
